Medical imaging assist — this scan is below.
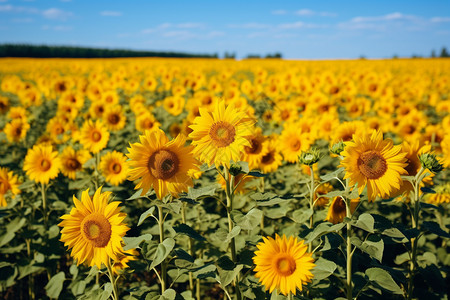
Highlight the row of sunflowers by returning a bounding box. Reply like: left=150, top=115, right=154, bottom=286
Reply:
left=0, top=58, right=449, bottom=299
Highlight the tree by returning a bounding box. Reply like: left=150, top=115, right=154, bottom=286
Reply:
left=440, top=47, right=449, bottom=58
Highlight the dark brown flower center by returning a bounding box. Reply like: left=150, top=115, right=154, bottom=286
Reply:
left=357, top=150, right=387, bottom=179
left=275, top=254, right=296, bottom=276
left=261, top=151, right=275, bottom=164
left=148, top=149, right=179, bottom=180
left=332, top=197, right=346, bottom=214
left=111, top=162, right=122, bottom=174
left=81, top=213, right=112, bottom=248
left=40, top=159, right=51, bottom=172
left=91, top=131, right=102, bottom=142
left=66, top=158, right=81, bottom=171
left=209, top=121, right=236, bottom=148
left=245, top=138, right=262, bottom=154
left=108, top=113, right=120, bottom=125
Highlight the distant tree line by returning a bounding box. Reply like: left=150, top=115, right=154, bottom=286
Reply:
left=0, top=44, right=219, bottom=58
left=431, top=47, right=449, bottom=58
left=245, top=52, right=283, bottom=59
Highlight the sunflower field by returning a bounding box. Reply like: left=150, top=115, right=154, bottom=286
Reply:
left=0, top=57, right=449, bottom=300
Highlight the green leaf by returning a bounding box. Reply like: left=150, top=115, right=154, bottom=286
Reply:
left=69, top=264, right=78, bottom=279
left=305, top=222, right=333, bottom=243
left=187, top=185, right=218, bottom=200
left=291, top=208, right=313, bottom=224
left=420, top=187, right=436, bottom=194
left=123, top=234, right=153, bottom=251
left=174, top=224, right=206, bottom=241
left=217, top=264, right=243, bottom=287
left=192, top=264, right=217, bottom=279
left=100, top=282, right=113, bottom=300
left=71, top=280, right=86, bottom=296
left=174, top=248, right=195, bottom=263
left=247, top=171, right=267, bottom=177
left=226, top=226, right=241, bottom=243
left=381, top=228, right=407, bottom=241
left=353, top=213, right=375, bottom=233
left=352, top=235, right=384, bottom=262
left=45, top=271, right=66, bottom=299
left=138, top=207, right=156, bottom=226
left=312, top=258, right=337, bottom=281
left=149, top=238, right=175, bottom=269
left=232, top=208, right=262, bottom=231
left=365, top=268, right=403, bottom=295
left=127, top=189, right=145, bottom=200
left=251, top=192, right=284, bottom=206
left=422, top=221, right=450, bottom=238
left=161, top=288, right=177, bottom=300
left=320, top=167, right=344, bottom=182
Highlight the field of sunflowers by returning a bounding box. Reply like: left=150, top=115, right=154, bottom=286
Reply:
left=0, top=57, right=449, bottom=300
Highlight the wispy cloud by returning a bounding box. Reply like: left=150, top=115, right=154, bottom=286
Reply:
left=278, top=22, right=327, bottom=29
left=142, top=22, right=206, bottom=34
left=271, top=9, right=287, bottom=15
left=42, top=8, right=73, bottom=20
left=295, top=9, right=337, bottom=17
left=100, top=11, right=122, bottom=17
left=0, top=4, right=39, bottom=13
left=42, top=24, right=72, bottom=31
left=228, top=22, right=272, bottom=29
left=431, top=17, right=450, bottom=23
left=338, top=12, right=424, bottom=31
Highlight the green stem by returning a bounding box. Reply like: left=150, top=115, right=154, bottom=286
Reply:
left=407, top=167, right=424, bottom=300
left=308, top=165, right=315, bottom=253
left=26, top=239, right=35, bottom=300
left=181, top=203, right=195, bottom=295
left=345, top=197, right=353, bottom=300
left=94, top=152, right=100, bottom=190
left=158, top=205, right=166, bottom=293
left=40, top=182, right=47, bottom=230
left=196, top=278, right=201, bottom=300
left=287, top=292, right=293, bottom=300
left=223, top=167, right=241, bottom=300
left=106, top=258, right=119, bottom=300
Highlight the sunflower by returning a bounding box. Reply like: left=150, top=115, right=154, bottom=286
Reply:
left=103, top=105, right=126, bottom=132
left=253, top=234, right=315, bottom=296
left=99, top=151, right=129, bottom=186
left=0, top=167, right=21, bottom=207
left=331, top=121, right=366, bottom=144
left=127, top=130, right=198, bottom=199
left=4, top=119, right=30, bottom=143
left=135, top=112, right=161, bottom=133
left=425, top=183, right=450, bottom=205
left=259, top=139, right=283, bottom=173
left=441, top=134, right=450, bottom=168
left=59, top=187, right=129, bottom=268
left=80, top=120, right=110, bottom=154
left=0, top=96, right=9, bottom=114
left=314, top=182, right=333, bottom=208
left=189, top=100, right=255, bottom=167
left=112, top=249, right=139, bottom=275
left=163, top=95, right=184, bottom=116
left=279, top=122, right=311, bottom=163
left=23, top=144, right=61, bottom=185
left=340, top=130, right=407, bottom=202
left=241, top=128, right=268, bottom=170
left=325, top=196, right=359, bottom=224
left=60, top=147, right=91, bottom=180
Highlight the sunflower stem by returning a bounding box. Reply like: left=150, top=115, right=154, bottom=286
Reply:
left=157, top=204, right=167, bottom=293
left=26, top=239, right=35, bottom=300
left=40, top=182, right=48, bottom=230
left=94, top=152, right=100, bottom=190
left=287, top=292, right=293, bottom=300
left=224, top=167, right=241, bottom=300
left=345, top=194, right=353, bottom=300
left=308, top=165, right=315, bottom=253
left=181, top=202, right=195, bottom=295
left=106, top=258, right=119, bottom=300
left=407, top=167, right=424, bottom=300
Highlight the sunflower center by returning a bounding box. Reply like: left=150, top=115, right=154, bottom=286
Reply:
left=108, top=114, right=120, bottom=125
left=91, top=131, right=102, bottom=142
left=148, top=149, right=179, bottom=180
left=275, top=254, right=296, bottom=276
left=81, top=213, right=112, bottom=248
left=404, top=158, right=419, bottom=176
left=245, top=138, right=261, bottom=154
left=0, top=180, right=11, bottom=194
left=66, top=158, right=81, bottom=171
left=14, top=127, right=22, bottom=137
left=40, top=159, right=51, bottom=172
left=332, top=197, right=347, bottom=214
left=261, top=151, right=275, bottom=164
left=209, top=121, right=236, bottom=148
left=358, top=150, right=387, bottom=179
left=290, top=139, right=301, bottom=151
left=111, top=162, right=122, bottom=174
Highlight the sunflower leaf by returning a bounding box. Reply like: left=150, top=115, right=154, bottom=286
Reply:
left=312, top=257, right=337, bottom=281
left=231, top=208, right=262, bottom=231
left=123, top=234, right=153, bottom=251
left=291, top=208, right=313, bottom=224
left=45, top=271, right=66, bottom=299
left=353, top=213, right=375, bottom=233
left=138, top=207, right=156, bottom=226
left=217, top=264, right=243, bottom=287
left=320, top=167, right=345, bottom=182
left=149, top=238, right=175, bottom=269
left=365, top=267, right=403, bottom=295
left=174, top=224, right=206, bottom=241
left=422, top=221, right=450, bottom=238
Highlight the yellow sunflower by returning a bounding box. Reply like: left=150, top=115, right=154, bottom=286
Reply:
left=60, top=147, right=91, bottom=180
left=23, top=144, right=61, bottom=184
left=325, top=196, right=359, bottom=224
left=189, top=100, right=255, bottom=167
left=340, top=130, right=407, bottom=202
left=127, top=129, right=198, bottom=199
left=259, top=139, right=283, bottom=173
left=135, top=112, right=161, bottom=133
left=279, top=122, right=311, bottom=163
left=103, top=105, right=126, bottom=132
left=4, top=119, right=30, bottom=143
left=0, top=167, right=21, bottom=207
left=253, top=234, right=315, bottom=296
left=99, top=151, right=129, bottom=186
left=241, top=128, right=268, bottom=170
left=112, top=249, right=139, bottom=275
left=80, top=120, right=110, bottom=154
left=59, top=187, right=129, bottom=268
left=425, top=183, right=450, bottom=205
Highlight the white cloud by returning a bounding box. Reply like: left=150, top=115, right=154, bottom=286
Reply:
left=431, top=17, right=450, bottom=23
left=42, top=8, right=73, bottom=20
left=0, top=4, right=38, bottom=13
left=100, top=11, right=122, bottom=17
left=177, top=22, right=204, bottom=29
left=228, top=22, right=272, bottom=29
left=42, top=24, right=72, bottom=31
left=339, top=12, right=423, bottom=31
left=278, top=22, right=326, bottom=29
left=295, top=9, right=337, bottom=17
left=350, top=12, right=418, bottom=23
left=272, top=9, right=287, bottom=15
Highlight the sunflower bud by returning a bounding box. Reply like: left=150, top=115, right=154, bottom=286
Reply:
left=330, top=141, right=345, bottom=156
left=299, top=149, right=321, bottom=166
left=419, top=153, right=443, bottom=174
left=229, top=163, right=243, bottom=176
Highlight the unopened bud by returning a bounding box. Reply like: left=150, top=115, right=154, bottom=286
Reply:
left=229, top=163, right=243, bottom=176
left=299, top=149, right=321, bottom=166
left=330, top=141, right=346, bottom=156
left=419, top=153, right=443, bottom=174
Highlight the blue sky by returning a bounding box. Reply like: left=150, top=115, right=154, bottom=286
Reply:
left=1, top=0, right=449, bottom=59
